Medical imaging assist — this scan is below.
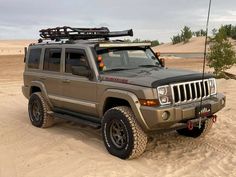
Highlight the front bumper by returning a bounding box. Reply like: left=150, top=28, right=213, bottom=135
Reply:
left=140, top=93, right=226, bottom=131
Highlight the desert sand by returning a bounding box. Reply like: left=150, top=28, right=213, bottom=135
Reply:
left=0, top=54, right=235, bottom=177
left=0, top=40, right=35, bottom=55
left=0, top=37, right=236, bottom=177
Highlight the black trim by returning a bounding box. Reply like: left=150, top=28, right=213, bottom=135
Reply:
left=151, top=73, right=214, bottom=87
left=53, top=107, right=101, bottom=128
left=39, top=26, right=133, bottom=41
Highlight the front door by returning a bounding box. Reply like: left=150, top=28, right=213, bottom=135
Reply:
left=61, top=48, right=97, bottom=116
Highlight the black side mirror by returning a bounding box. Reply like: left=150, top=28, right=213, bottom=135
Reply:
left=159, top=58, right=165, bottom=67
left=71, top=66, right=92, bottom=79
left=24, top=47, right=27, bottom=63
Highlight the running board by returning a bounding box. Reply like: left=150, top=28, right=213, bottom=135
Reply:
left=51, top=112, right=101, bottom=129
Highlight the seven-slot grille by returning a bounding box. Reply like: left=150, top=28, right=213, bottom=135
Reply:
left=171, top=79, right=210, bottom=105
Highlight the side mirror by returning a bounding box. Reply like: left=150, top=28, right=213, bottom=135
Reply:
left=71, top=66, right=92, bottom=79
left=24, top=47, right=27, bottom=63
left=159, top=58, right=165, bottom=67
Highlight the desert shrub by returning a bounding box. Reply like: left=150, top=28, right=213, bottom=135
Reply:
left=171, top=34, right=182, bottom=44
left=171, top=26, right=192, bottom=44
left=151, top=40, right=160, bottom=47
left=207, top=29, right=236, bottom=77
left=193, top=29, right=207, bottom=37
left=181, top=26, right=192, bottom=43
left=231, top=26, right=236, bottom=40
left=218, top=24, right=236, bottom=40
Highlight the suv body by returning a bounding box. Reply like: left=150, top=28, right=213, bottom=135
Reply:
left=22, top=30, right=225, bottom=159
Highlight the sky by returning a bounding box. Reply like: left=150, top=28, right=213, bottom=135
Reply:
left=0, top=0, right=236, bottom=42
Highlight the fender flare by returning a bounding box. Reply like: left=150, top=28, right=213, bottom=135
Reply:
left=99, top=89, right=150, bottom=131
left=30, top=81, right=53, bottom=108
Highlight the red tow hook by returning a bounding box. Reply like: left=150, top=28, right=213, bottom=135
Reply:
left=212, top=115, right=217, bottom=123
left=187, top=120, right=194, bottom=130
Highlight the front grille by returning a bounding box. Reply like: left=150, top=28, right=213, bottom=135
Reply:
left=171, top=79, right=210, bottom=105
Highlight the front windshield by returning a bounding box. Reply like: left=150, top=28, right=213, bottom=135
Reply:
left=95, top=47, right=160, bottom=72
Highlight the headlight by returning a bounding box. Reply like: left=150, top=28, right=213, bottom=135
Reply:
left=158, top=87, right=167, bottom=95
left=157, top=85, right=171, bottom=105
left=209, top=78, right=217, bottom=95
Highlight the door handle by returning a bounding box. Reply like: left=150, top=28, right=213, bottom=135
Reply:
left=62, top=79, right=71, bottom=83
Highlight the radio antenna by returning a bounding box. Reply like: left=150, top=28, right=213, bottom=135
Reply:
left=199, top=0, right=212, bottom=128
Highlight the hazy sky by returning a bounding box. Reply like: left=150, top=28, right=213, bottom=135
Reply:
left=0, top=0, right=236, bottom=42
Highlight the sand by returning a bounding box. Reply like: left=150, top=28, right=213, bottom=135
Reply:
left=0, top=54, right=235, bottom=177
left=0, top=40, right=36, bottom=55
left=153, top=37, right=236, bottom=53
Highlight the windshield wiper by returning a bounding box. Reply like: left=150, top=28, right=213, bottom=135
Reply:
left=138, top=64, right=160, bottom=68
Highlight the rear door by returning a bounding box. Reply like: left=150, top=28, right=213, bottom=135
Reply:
left=61, top=47, right=97, bottom=116
left=41, top=47, right=63, bottom=108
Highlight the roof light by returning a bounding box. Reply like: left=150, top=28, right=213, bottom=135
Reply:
left=98, top=55, right=103, bottom=62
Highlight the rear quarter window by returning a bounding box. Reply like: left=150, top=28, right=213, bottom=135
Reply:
left=28, top=48, right=42, bottom=69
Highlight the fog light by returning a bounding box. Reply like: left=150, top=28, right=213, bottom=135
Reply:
left=160, top=96, right=169, bottom=104
left=162, top=111, right=170, bottom=121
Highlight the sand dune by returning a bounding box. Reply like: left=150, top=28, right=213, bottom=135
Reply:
left=153, top=37, right=236, bottom=53
left=1, top=37, right=235, bottom=56
left=0, top=40, right=35, bottom=55
left=0, top=55, right=235, bottom=177
left=154, top=37, right=207, bottom=53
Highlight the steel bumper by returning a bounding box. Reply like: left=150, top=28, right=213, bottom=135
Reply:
left=140, top=93, right=225, bottom=131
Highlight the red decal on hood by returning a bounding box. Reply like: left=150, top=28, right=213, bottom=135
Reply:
left=102, top=77, right=128, bottom=84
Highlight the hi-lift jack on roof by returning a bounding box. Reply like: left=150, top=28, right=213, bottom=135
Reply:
left=38, top=26, right=133, bottom=43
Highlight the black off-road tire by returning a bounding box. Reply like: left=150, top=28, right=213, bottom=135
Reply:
left=176, top=118, right=213, bottom=138
left=28, top=92, right=54, bottom=128
left=102, top=106, right=147, bottom=159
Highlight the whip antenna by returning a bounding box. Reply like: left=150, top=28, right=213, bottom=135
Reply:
left=199, top=0, right=212, bottom=128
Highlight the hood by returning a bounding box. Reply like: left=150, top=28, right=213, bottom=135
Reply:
left=100, top=67, right=214, bottom=88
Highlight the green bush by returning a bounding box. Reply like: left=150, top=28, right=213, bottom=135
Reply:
left=181, top=26, right=192, bottom=43
left=193, top=29, right=207, bottom=37
left=171, top=26, right=192, bottom=44
left=151, top=40, right=160, bottom=47
left=218, top=24, right=236, bottom=40
left=171, top=34, right=182, bottom=44
left=207, top=30, right=236, bottom=77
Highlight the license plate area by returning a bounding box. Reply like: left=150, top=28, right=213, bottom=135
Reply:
left=195, top=104, right=211, bottom=118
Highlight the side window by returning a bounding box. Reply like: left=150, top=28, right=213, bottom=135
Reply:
left=43, top=48, right=61, bottom=72
left=28, top=48, right=41, bottom=69
left=65, top=49, right=89, bottom=73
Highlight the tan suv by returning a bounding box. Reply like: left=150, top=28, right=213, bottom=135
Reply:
left=22, top=27, right=226, bottom=159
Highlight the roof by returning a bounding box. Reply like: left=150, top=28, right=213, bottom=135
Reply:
left=29, top=40, right=151, bottom=48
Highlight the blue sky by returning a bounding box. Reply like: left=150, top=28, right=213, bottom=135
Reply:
left=0, top=0, right=236, bottom=42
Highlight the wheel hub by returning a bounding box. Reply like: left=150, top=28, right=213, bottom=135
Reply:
left=32, top=100, right=42, bottom=121
left=110, top=120, right=127, bottom=149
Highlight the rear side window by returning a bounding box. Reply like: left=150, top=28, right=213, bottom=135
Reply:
left=43, top=48, right=61, bottom=72
left=28, top=48, right=41, bottom=69
left=65, top=49, right=89, bottom=73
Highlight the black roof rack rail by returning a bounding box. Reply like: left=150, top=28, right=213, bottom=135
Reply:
left=39, top=26, right=133, bottom=41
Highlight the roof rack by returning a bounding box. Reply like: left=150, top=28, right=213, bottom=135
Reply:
left=39, top=26, right=133, bottom=41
